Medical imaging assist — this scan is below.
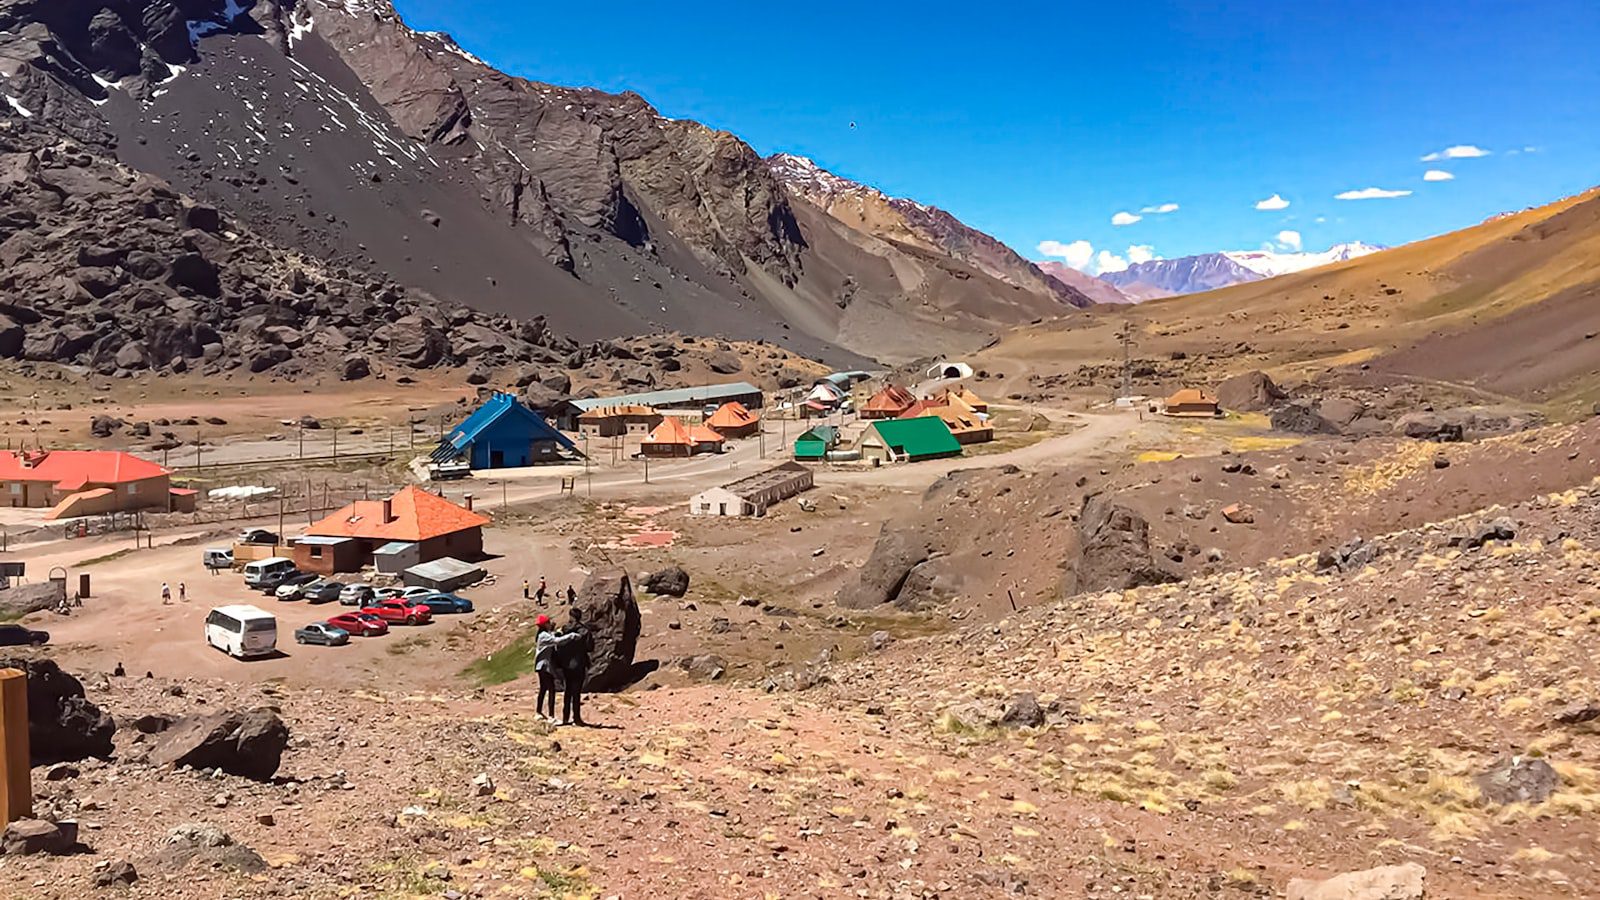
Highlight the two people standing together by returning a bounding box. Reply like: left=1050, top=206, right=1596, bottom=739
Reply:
left=534, top=609, right=593, bottom=726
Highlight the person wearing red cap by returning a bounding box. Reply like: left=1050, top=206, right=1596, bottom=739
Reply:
left=534, top=614, right=578, bottom=721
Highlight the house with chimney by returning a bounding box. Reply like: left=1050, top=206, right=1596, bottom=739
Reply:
left=0, top=449, right=193, bottom=519
left=294, top=485, right=490, bottom=575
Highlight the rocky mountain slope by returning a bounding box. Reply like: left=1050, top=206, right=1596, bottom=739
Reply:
left=1097, top=251, right=1267, bottom=299
left=1034, top=260, right=1134, bottom=305
left=767, top=153, right=1093, bottom=309
left=0, top=0, right=1079, bottom=366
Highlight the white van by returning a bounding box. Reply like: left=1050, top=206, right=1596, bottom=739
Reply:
left=242, top=557, right=296, bottom=589
left=203, top=548, right=234, bottom=571
left=204, top=605, right=278, bottom=659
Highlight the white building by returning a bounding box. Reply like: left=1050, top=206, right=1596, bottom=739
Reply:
left=690, top=462, right=814, bottom=517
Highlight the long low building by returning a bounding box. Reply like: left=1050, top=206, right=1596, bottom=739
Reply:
left=690, top=461, right=814, bottom=517
left=0, top=449, right=195, bottom=519
left=550, top=382, right=764, bottom=429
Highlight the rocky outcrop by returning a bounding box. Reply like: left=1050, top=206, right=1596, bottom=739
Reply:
left=149, top=708, right=290, bottom=781
left=642, top=566, right=689, bottom=598
left=0, top=658, right=114, bottom=764
left=836, top=529, right=956, bottom=611
left=1271, top=401, right=1342, bottom=435
left=1072, top=501, right=1180, bottom=593
left=1216, top=370, right=1288, bottom=412
left=1476, top=756, right=1559, bottom=805
left=0, top=580, right=65, bottom=618
left=570, top=570, right=642, bottom=692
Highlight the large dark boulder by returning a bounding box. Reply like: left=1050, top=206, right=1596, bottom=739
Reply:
left=569, top=569, right=642, bottom=692
left=1398, top=412, right=1464, bottom=442
left=167, top=253, right=220, bottom=298
left=1271, top=401, right=1341, bottom=435
left=149, top=708, right=290, bottom=781
left=642, top=566, right=689, bottom=597
left=0, top=658, right=115, bottom=764
left=0, top=315, right=25, bottom=359
left=1476, top=756, right=1559, bottom=806
left=836, top=527, right=956, bottom=611
left=1215, top=370, right=1287, bottom=412
left=1, top=818, right=78, bottom=856
left=1074, top=501, right=1180, bottom=593
left=381, top=316, right=449, bottom=368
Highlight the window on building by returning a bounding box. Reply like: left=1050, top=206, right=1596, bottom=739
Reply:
left=127, top=482, right=139, bottom=495
left=311, top=546, right=323, bottom=559
left=8, top=483, right=19, bottom=495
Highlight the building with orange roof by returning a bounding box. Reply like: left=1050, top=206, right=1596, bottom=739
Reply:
left=1163, top=388, right=1221, bottom=418
left=937, top=385, right=989, bottom=414
left=296, top=484, right=490, bottom=575
left=0, top=449, right=190, bottom=518
left=642, top=417, right=725, bottom=457
left=705, top=401, right=761, bottom=439
left=862, top=384, right=917, bottom=420
left=897, top=402, right=994, bottom=444
left=576, top=404, right=663, bottom=438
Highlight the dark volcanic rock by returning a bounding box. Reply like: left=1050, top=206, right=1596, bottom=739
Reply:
left=1215, top=370, right=1287, bottom=412
left=149, top=708, right=290, bottom=781
left=1271, top=401, right=1341, bottom=435
left=569, top=569, right=643, bottom=692
left=1, top=818, right=78, bottom=856
left=642, top=566, right=689, bottom=597
left=1476, top=756, right=1560, bottom=806
left=0, top=658, right=115, bottom=764
left=1074, top=501, right=1180, bottom=593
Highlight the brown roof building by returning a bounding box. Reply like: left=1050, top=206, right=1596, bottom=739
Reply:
left=296, top=485, right=490, bottom=575
left=576, top=404, right=663, bottom=437
left=862, top=384, right=918, bottom=420
left=705, top=401, right=761, bottom=439
left=1163, top=388, right=1221, bottom=418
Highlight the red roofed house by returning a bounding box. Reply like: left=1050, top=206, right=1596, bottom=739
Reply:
left=705, top=401, right=761, bottom=439
left=862, top=384, right=917, bottom=420
left=295, top=484, right=490, bottom=575
left=641, top=417, right=724, bottom=458
left=0, top=449, right=192, bottom=519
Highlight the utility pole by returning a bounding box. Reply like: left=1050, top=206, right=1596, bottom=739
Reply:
left=1119, top=324, right=1136, bottom=401
left=298, top=426, right=304, bottom=460
left=331, top=427, right=338, bottom=460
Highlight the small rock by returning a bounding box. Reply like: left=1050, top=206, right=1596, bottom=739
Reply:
left=92, top=859, right=138, bottom=887
left=1286, top=863, right=1425, bottom=900
left=2, top=819, right=77, bottom=856
left=999, top=692, right=1045, bottom=729
left=1476, top=755, right=1560, bottom=805
left=472, top=773, right=495, bottom=797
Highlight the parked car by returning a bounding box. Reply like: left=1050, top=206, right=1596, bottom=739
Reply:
left=273, top=572, right=322, bottom=600
left=399, top=586, right=436, bottom=599
left=338, top=584, right=375, bottom=607
left=302, top=581, right=345, bottom=604
left=238, top=528, right=280, bottom=545
left=326, top=611, right=388, bottom=636
left=361, top=599, right=432, bottom=626
left=0, top=624, right=49, bottom=646
left=293, top=623, right=350, bottom=646
left=413, top=593, right=473, bottom=614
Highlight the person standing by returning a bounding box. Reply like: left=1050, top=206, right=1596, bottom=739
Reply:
left=178, top=582, right=186, bottom=602
left=535, top=576, right=548, bottom=606
left=161, top=582, right=171, bottom=604
left=565, top=584, right=576, bottom=605
left=533, top=615, right=576, bottom=722
left=522, top=579, right=530, bottom=600
left=558, top=608, right=593, bottom=726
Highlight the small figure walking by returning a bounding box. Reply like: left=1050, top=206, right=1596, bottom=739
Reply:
left=178, top=582, right=186, bottom=603
left=565, top=584, right=576, bottom=605
left=161, top=582, right=171, bottom=605
left=535, top=576, right=548, bottom=606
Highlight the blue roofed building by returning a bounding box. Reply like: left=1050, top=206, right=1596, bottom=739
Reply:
left=431, top=392, right=581, bottom=470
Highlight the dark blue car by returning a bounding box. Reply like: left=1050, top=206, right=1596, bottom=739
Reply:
left=413, top=593, right=473, bottom=614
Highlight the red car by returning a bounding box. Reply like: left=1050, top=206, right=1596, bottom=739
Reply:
left=326, top=611, right=389, bottom=636
left=361, top=599, right=432, bottom=626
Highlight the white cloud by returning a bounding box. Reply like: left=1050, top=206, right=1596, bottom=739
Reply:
left=1139, top=203, right=1179, bottom=214
left=1037, top=240, right=1160, bottom=276
left=1335, top=187, right=1413, bottom=200
left=1275, top=230, right=1302, bottom=251
left=1111, top=211, right=1142, bottom=226
left=1314, top=216, right=1327, bottom=224
left=1423, top=169, right=1455, bottom=182
left=1037, top=239, right=1095, bottom=271
left=1420, top=144, right=1490, bottom=162
left=1095, top=249, right=1129, bottom=273
left=1254, top=193, right=1290, bottom=211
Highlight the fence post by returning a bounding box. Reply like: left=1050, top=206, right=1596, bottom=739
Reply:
left=0, top=668, right=31, bottom=825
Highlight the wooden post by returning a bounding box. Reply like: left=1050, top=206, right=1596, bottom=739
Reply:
left=0, top=668, right=31, bottom=824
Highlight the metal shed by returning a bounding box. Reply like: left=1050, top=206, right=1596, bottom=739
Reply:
left=372, top=540, right=421, bottom=576
left=402, top=557, right=486, bottom=592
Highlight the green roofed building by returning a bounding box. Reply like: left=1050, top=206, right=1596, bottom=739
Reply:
left=859, top=417, right=962, bottom=464
left=794, top=426, right=840, bottom=461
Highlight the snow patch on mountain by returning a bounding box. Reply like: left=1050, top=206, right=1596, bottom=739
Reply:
left=1223, top=242, right=1385, bottom=277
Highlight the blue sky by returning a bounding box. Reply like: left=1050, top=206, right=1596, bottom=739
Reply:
left=391, top=0, right=1599, bottom=273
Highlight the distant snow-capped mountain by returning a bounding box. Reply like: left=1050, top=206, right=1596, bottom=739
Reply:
left=1083, top=242, right=1386, bottom=300
left=1223, top=242, right=1385, bottom=278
